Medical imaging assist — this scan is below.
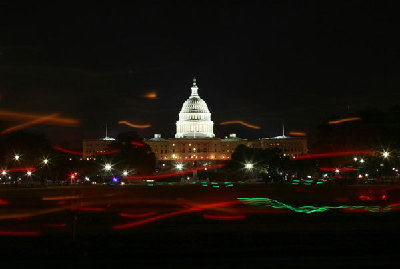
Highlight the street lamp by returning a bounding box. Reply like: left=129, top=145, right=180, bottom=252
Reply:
left=1, top=170, right=6, bottom=176
left=26, top=171, right=32, bottom=176
left=14, top=154, right=20, bottom=161
left=104, top=163, right=112, bottom=171
left=245, top=163, right=254, bottom=169
left=43, top=159, right=49, bottom=165
left=383, top=151, right=389, bottom=158
left=176, top=163, right=183, bottom=170
left=122, top=170, right=128, bottom=176
left=360, top=159, right=365, bottom=163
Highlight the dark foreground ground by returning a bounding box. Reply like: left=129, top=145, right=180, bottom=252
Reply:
left=1, top=183, right=400, bottom=268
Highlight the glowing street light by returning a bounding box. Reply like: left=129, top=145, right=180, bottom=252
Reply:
left=43, top=159, right=49, bottom=165
left=383, top=151, right=389, bottom=158
left=14, top=154, right=20, bottom=161
left=104, top=163, right=112, bottom=171
left=26, top=171, right=32, bottom=176
left=335, top=168, right=340, bottom=173
left=245, top=163, right=254, bottom=169
left=360, top=159, right=365, bottom=163
left=176, top=163, right=183, bottom=170
left=122, top=170, right=128, bottom=176
left=1, top=170, right=6, bottom=176
left=353, top=157, right=358, bottom=161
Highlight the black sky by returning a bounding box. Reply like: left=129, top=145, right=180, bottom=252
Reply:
left=0, top=1, right=399, bottom=145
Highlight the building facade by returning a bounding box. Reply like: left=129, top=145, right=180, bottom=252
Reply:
left=145, top=78, right=308, bottom=162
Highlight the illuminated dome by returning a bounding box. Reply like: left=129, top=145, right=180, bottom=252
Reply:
left=175, top=78, right=215, bottom=138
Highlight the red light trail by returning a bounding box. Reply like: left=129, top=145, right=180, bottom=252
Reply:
left=124, top=164, right=226, bottom=180
left=131, top=141, right=145, bottom=146
left=113, top=200, right=239, bottom=229
left=319, top=167, right=356, bottom=172
left=296, top=151, right=375, bottom=159
left=0, top=231, right=41, bottom=236
left=53, top=146, right=120, bottom=156
left=202, top=214, right=246, bottom=220
left=4, top=167, right=36, bottom=173
left=328, top=117, right=362, bottom=125
left=119, top=212, right=156, bottom=218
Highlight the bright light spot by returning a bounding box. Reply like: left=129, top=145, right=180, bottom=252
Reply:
left=121, top=182, right=125, bottom=185
left=162, top=163, right=165, bottom=167
left=358, top=174, right=363, bottom=178
left=1, top=170, right=6, bottom=176
left=43, top=159, right=48, bottom=165
left=122, top=171, right=128, bottom=176
left=307, top=175, right=311, bottom=178
left=245, top=163, right=253, bottom=169
left=205, top=167, right=208, bottom=171
left=335, top=168, right=340, bottom=173
left=383, top=151, right=389, bottom=158
left=85, top=176, right=90, bottom=181
left=104, top=163, right=112, bottom=171
left=360, top=159, right=364, bottom=163
left=176, top=163, right=183, bottom=170
left=14, top=155, right=20, bottom=161
left=112, top=177, right=118, bottom=183
left=26, top=171, right=32, bottom=176
left=353, top=157, right=358, bottom=161
left=365, top=173, right=369, bottom=177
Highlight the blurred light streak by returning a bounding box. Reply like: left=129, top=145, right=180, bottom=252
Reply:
left=53, top=146, right=120, bottom=156
left=142, top=92, right=157, bottom=99
left=288, top=131, right=306, bottom=136
left=359, top=195, right=373, bottom=201
left=119, top=212, right=156, bottom=218
left=0, top=199, right=10, bottom=205
left=220, top=121, right=261, bottom=129
left=42, top=195, right=80, bottom=201
left=45, top=223, right=67, bottom=228
left=0, top=110, right=79, bottom=126
left=72, top=207, right=105, bottom=212
left=319, top=167, right=356, bottom=172
left=296, top=151, right=374, bottom=160
left=124, top=164, right=226, bottom=180
left=328, top=117, right=362, bottom=125
left=118, top=120, right=151, bottom=129
left=1, top=113, right=59, bottom=135
left=5, top=167, right=36, bottom=173
left=238, top=198, right=390, bottom=214
left=202, top=214, right=246, bottom=220
left=0, top=231, right=41, bottom=237
left=113, top=201, right=239, bottom=229
left=131, top=141, right=145, bottom=146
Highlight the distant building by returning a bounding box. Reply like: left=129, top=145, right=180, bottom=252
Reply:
left=145, top=78, right=308, bottom=162
left=82, top=128, right=115, bottom=158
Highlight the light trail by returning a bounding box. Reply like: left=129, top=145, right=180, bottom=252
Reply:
left=319, top=167, right=356, bottom=172
left=131, top=141, right=145, bottom=146
left=141, top=92, right=157, bottom=99
left=124, top=164, right=226, bottom=180
left=0, top=231, right=41, bottom=237
left=328, top=117, right=362, bottom=125
left=119, top=212, right=156, bottom=218
left=113, top=200, right=239, bottom=229
left=118, top=120, right=151, bottom=129
left=1, top=113, right=59, bottom=135
left=202, top=214, right=246, bottom=220
left=238, top=198, right=391, bottom=214
left=288, top=131, right=306, bottom=136
left=4, top=167, right=36, bottom=173
left=0, top=199, right=9, bottom=205
left=296, top=151, right=374, bottom=159
left=0, top=110, right=79, bottom=126
left=42, top=195, right=80, bottom=201
left=53, top=146, right=120, bottom=156
left=220, top=121, right=261, bottom=129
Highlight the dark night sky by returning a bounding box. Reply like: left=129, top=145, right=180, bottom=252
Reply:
left=0, top=1, right=399, bottom=146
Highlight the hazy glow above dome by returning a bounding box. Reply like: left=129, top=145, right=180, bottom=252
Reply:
left=175, top=78, right=215, bottom=138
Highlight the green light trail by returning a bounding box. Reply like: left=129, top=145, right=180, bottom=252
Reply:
left=237, top=198, right=391, bottom=214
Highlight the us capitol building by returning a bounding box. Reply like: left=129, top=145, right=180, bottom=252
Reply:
left=145, top=78, right=307, bottom=163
